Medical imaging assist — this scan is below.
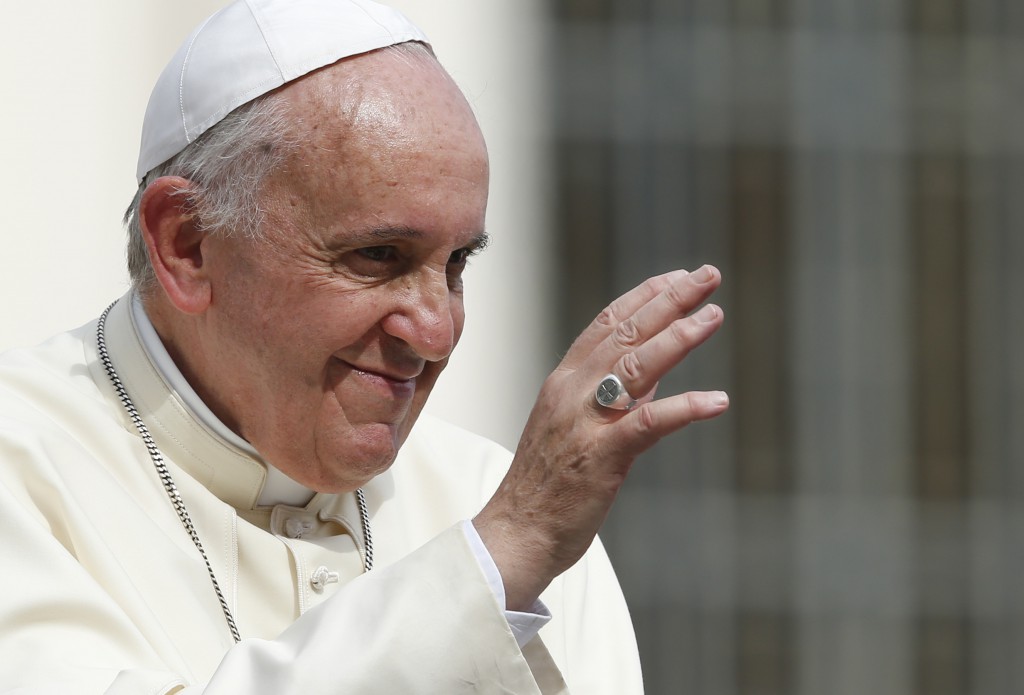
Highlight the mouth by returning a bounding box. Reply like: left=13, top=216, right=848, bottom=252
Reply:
left=335, top=359, right=419, bottom=397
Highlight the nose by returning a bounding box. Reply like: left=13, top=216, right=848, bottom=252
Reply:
left=381, top=269, right=459, bottom=362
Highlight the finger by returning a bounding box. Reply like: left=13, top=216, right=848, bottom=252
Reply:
left=559, top=268, right=690, bottom=370
left=603, top=389, right=730, bottom=458
left=585, top=377, right=659, bottom=421
left=606, top=302, right=725, bottom=401
left=587, top=265, right=721, bottom=377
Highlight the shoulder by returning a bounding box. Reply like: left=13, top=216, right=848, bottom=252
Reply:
left=0, top=320, right=121, bottom=463
left=0, top=319, right=104, bottom=418
left=0, top=319, right=134, bottom=497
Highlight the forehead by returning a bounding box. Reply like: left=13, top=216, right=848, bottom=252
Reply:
left=286, top=47, right=485, bottom=156
left=262, top=48, right=489, bottom=240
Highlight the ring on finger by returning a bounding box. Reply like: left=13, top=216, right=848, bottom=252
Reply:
left=595, top=373, right=638, bottom=411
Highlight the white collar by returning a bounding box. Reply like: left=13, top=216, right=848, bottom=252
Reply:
left=130, top=293, right=315, bottom=508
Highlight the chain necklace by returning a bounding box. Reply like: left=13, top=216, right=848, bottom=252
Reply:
left=96, top=301, right=373, bottom=643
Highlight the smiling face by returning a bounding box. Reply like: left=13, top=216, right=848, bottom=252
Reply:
left=184, top=48, right=489, bottom=492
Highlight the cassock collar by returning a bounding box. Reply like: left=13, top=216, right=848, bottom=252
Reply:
left=101, top=293, right=316, bottom=510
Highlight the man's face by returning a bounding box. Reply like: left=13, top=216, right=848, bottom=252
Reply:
left=194, top=49, right=489, bottom=492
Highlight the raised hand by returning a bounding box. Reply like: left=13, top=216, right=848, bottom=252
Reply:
left=474, top=265, right=729, bottom=610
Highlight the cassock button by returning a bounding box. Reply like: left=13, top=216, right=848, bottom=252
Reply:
left=310, top=565, right=340, bottom=593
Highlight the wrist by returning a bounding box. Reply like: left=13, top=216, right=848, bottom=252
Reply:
left=472, top=509, right=558, bottom=612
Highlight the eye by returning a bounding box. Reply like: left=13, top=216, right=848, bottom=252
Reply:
left=357, top=246, right=398, bottom=263
left=448, top=248, right=472, bottom=266
left=449, top=237, right=489, bottom=267
left=341, top=245, right=404, bottom=279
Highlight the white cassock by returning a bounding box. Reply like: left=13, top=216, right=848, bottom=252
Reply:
left=0, top=295, right=644, bottom=694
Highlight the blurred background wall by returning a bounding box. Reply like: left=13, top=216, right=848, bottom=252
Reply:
left=4, top=1, right=1023, bottom=694
left=550, top=1, right=1024, bottom=694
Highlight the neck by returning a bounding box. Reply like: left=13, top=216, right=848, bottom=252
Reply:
left=134, top=293, right=314, bottom=507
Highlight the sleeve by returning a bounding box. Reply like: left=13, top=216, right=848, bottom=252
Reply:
left=172, top=527, right=557, bottom=695
left=461, top=519, right=553, bottom=647
left=537, top=535, right=645, bottom=695
left=391, top=414, right=644, bottom=694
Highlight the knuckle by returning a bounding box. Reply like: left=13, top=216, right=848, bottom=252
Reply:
left=644, top=274, right=672, bottom=294
left=538, top=371, right=563, bottom=397
left=668, top=317, right=695, bottom=347
left=618, top=351, right=644, bottom=382
left=633, top=402, right=659, bottom=434
left=681, top=392, right=701, bottom=424
left=594, top=288, right=640, bottom=332
left=594, top=305, right=618, bottom=331
left=663, top=281, right=692, bottom=313
left=593, top=311, right=615, bottom=331
left=611, top=319, right=642, bottom=349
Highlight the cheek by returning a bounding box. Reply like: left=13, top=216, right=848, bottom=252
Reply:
left=272, top=284, right=381, bottom=348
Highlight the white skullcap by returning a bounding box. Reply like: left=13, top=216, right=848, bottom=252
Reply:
left=136, top=0, right=429, bottom=183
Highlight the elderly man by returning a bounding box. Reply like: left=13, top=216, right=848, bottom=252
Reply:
left=0, top=1, right=727, bottom=693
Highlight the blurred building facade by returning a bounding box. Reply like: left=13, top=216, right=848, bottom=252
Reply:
left=550, top=1, right=1024, bottom=693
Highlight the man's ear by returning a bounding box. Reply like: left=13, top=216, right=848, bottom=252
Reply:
left=139, top=176, right=212, bottom=315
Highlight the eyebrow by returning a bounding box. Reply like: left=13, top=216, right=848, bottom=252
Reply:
left=340, top=226, right=490, bottom=251
left=467, top=231, right=491, bottom=252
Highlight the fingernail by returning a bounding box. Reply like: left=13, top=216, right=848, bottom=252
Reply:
left=711, top=391, right=729, bottom=407
left=694, top=304, right=718, bottom=323
left=691, top=265, right=714, bottom=284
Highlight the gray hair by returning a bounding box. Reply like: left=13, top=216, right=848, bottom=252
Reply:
left=123, top=92, right=296, bottom=295
left=123, top=41, right=439, bottom=296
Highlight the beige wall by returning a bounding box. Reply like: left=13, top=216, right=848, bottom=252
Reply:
left=0, top=1, right=549, bottom=451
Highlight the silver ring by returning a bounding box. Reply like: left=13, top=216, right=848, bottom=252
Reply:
left=595, top=373, right=638, bottom=411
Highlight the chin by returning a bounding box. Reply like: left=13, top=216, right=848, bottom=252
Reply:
left=314, top=429, right=403, bottom=491
left=306, top=407, right=426, bottom=491
left=304, top=460, right=390, bottom=494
